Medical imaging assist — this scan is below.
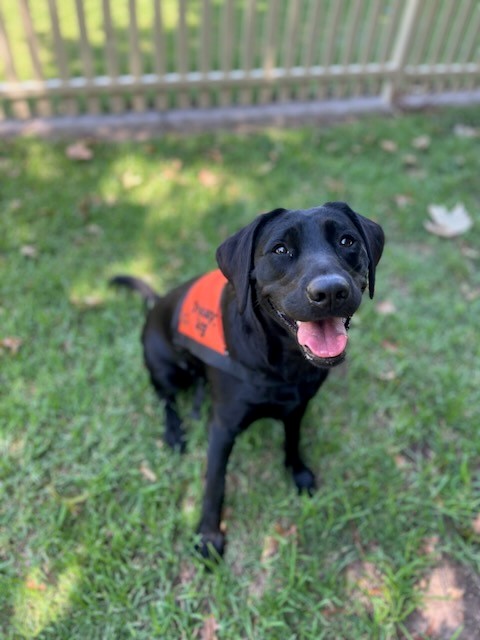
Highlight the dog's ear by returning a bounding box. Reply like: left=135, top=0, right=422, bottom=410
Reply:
left=325, top=201, right=385, bottom=298
left=216, top=208, right=287, bottom=313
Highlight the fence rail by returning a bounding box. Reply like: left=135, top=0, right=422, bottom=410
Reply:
left=0, top=0, right=479, bottom=121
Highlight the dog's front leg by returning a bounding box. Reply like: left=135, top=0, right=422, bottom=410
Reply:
left=196, top=421, right=237, bottom=560
left=283, top=404, right=316, bottom=495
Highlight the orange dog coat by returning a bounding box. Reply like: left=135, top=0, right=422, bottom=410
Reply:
left=175, top=269, right=229, bottom=361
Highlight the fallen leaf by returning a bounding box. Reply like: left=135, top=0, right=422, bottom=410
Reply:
left=1, top=337, right=23, bottom=354
left=324, top=177, right=346, bottom=194
left=472, top=514, right=480, bottom=535
left=380, top=139, right=397, bottom=153
left=461, top=246, right=480, bottom=260
left=382, top=340, right=399, bottom=353
left=200, top=615, right=219, bottom=640
left=402, top=153, right=418, bottom=167
left=70, top=295, right=104, bottom=309
left=20, top=245, right=37, bottom=258
left=274, top=523, right=297, bottom=539
left=378, top=369, right=397, bottom=381
left=162, top=158, right=183, bottom=179
left=7, top=198, right=22, bottom=212
left=425, top=203, right=473, bottom=238
left=261, top=523, right=297, bottom=562
left=394, top=194, right=413, bottom=208
left=178, top=561, right=197, bottom=586
left=121, top=171, right=143, bottom=189
left=261, top=535, right=279, bottom=562
left=376, top=300, right=397, bottom=315
left=66, top=141, right=93, bottom=161
left=393, top=454, right=409, bottom=469
left=460, top=283, right=480, bottom=301
left=198, top=169, right=219, bottom=187
left=420, top=536, right=441, bottom=557
left=139, top=462, right=157, bottom=483
left=86, top=224, right=103, bottom=236
left=407, top=168, right=427, bottom=180
left=411, top=135, right=431, bottom=150
left=257, top=161, right=275, bottom=175
left=345, top=561, right=386, bottom=613
left=25, top=579, right=47, bottom=592
left=453, top=124, right=479, bottom=138
left=207, top=148, right=224, bottom=163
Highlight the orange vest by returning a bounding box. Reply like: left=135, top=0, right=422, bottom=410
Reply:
left=176, top=269, right=228, bottom=356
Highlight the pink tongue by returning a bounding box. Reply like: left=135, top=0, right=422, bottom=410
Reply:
left=297, top=318, right=347, bottom=359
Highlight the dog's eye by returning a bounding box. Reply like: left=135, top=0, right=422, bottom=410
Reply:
left=273, top=244, right=290, bottom=256
left=339, top=235, right=356, bottom=248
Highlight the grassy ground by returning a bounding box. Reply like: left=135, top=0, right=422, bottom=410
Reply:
left=1, top=107, right=480, bottom=639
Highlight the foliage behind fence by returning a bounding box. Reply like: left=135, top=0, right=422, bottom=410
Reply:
left=0, top=0, right=479, bottom=120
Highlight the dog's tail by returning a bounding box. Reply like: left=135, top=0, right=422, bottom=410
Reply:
left=109, top=275, right=160, bottom=307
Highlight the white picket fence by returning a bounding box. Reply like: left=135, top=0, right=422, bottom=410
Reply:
left=0, top=0, right=479, bottom=121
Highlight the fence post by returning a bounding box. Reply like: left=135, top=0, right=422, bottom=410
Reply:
left=382, top=0, right=421, bottom=106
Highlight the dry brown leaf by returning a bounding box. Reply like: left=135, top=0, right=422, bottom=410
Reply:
left=425, top=203, right=473, bottom=238
left=257, top=161, right=275, bottom=175
left=1, top=337, right=23, bottom=354
left=162, top=158, right=183, bottom=179
left=402, top=153, right=418, bottom=167
left=394, top=194, right=413, bottom=208
left=380, top=139, right=397, bottom=153
left=7, top=198, right=22, bottom=212
left=261, top=523, right=297, bottom=562
left=70, top=295, right=104, bottom=309
left=412, top=135, right=431, bottom=150
left=376, top=300, right=397, bottom=315
left=453, top=124, right=479, bottom=138
left=200, top=615, right=219, bottom=640
left=378, top=369, right=397, bottom=381
left=25, top=578, right=47, bottom=592
left=86, top=224, right=103, bottom=236
left=20, top=245, right=37, bottom=258
left=66, top=141, right=93, bottom=161
left=261, top=535, right=279, bottom=562
left=346, top=561, right=386, bottom=613
left=420, top=536, right=441, bottom=557
left=121, top=170, right=143, bottom=189
left=382, top=340, right=399, bottom=353
left=198, top=169, right=219, bottom=187
left=393, top=454, right=409, bottom=469
left=274, top=522, right=298, bottom=539
left=460, top=283, right=480, bottom=302
left=472, top=514, right=480, bottom=535
left=139, top=462, right=157, bottom=483
left=324, top=177, right=346, bottom=194
left=461, top=246, right=480, bottom=260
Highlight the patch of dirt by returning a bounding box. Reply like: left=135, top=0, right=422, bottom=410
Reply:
left=405, top=556, right=480, bottom=639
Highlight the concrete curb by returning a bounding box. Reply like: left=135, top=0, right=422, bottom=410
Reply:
left=0, top=92, right=478, bottom=140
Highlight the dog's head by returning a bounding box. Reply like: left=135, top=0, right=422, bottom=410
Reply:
left=216, top=202, right=384, bottom=368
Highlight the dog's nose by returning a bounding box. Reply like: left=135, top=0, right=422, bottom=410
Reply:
left=306, top=275, right=350, bottom=308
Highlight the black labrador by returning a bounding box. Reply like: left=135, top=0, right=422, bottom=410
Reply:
left=111, top=202, right=384, bottom=559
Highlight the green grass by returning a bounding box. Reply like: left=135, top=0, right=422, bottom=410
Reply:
left=1, top=107, right=480, bottom=639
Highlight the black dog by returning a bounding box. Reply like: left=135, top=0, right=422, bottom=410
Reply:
left=111, top=202, right=384, bottom=559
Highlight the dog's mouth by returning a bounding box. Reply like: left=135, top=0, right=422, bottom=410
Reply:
left=270, top=303, right=350, bottom=367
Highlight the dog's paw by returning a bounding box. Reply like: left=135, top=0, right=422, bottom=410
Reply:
left=164, top=427, right=186, bottom=453
left=292, top=465, right=316, bottom=496
left=194, top=530, right=226, bottom=562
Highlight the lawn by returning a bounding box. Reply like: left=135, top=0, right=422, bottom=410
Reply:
left=1, top=107, right=480, bottom=639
